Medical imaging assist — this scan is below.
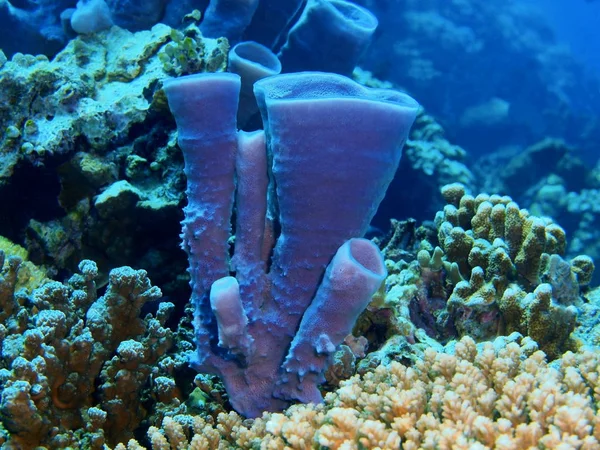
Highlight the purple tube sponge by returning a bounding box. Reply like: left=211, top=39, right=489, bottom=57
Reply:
left=164, top=71, right=418, bottom=418
left=255, top=71, right=417, bottom=320
left=200, top=0, right=260, bottom=43
left=277, top=238, right=387, bottom=403
left=162, top=73, right=240, bottom=355
left=277, top=0, right=378, bottom=75
left=228, top=41, right=282, bottom=127
left=242, top=0, right=305, bottom=49
left=232, top=130, right=269, bottom=313
left=210, top=276, right=254, bottom=360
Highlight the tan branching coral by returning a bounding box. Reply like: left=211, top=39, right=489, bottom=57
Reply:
left=436, top=183, right=569, bottom=285
left=114, top=336, right=600, bottom=449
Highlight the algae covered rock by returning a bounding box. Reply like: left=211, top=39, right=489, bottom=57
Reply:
left=0, top=21, right=228, bottom=182
left=0, top=24, right=171, bottom=178
left=0, top=23, right=228, bottom=290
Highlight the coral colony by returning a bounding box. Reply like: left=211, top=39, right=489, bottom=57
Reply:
left=0, top=0, right=599, bottom=448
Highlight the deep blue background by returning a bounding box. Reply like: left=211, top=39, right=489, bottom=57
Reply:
left=531, top=0, right=600, bottom=76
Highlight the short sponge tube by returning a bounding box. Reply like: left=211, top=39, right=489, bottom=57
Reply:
left=210, top=276, right=254, bottom=359
left=278, top=0, right=378, bottom=75
left=310, top=238, right=387, bottom=336
left=276, top=238, right=386, bottom=404
left=228, top=41, right=282, bottom=127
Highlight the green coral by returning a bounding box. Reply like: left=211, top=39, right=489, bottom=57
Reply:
left=499, top=283, right=577, bottom=359
left=435, top=183, right=592, bottom=354
left=158, top=19, right=229, bottom=76
left=0, top=238, right=47, bottom=292
left=370, top=183, right=594, bottom=359
left=435, top=183, right=570, bottom=285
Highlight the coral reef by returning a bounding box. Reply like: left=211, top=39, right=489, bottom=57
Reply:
left=159, top=14, right=230, bottom=77
left=476, top=138, right=588, bottom=199
left=0, top=0, right=74, bottom=56
left=0, top=3, right=598, bottom=447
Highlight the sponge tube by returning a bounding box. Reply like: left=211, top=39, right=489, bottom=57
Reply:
left=254, top=71, right=418, bottom=360
left=232, top=130, right=269, bottom=314
left=242, top=0, right=305, bottom=49
left=278, top=0, right=378, bottom=75
left=200, top=0, right=260, bottom=43
left=277, top=238, right=386, bottom=403
left=163, top=73, right=240, bottom=366
left=228, top=41, right=282, bottom=127
left=210, top=276, right=254, bottom=360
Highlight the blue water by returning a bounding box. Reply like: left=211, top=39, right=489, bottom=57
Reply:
left=534, top=0, right=600, bottom=75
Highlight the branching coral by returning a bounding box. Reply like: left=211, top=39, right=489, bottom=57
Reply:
left=0, top=256, right=176, bottom=447
left=371, top=183, right=594, bottom=358
left=111, top=335, right=600, bottom=449
left=406, top=112, right=474, bottom=189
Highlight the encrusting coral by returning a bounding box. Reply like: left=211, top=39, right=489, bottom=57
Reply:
left=112, top=335, right=600, bottom=449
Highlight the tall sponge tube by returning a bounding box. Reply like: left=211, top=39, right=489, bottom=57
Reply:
left=254, top=71, right=418, bottom=331
left=163, top=73, right=240, bottom=366
left=278, top=0, right=378, bottom=75
left=200, top=0, right=260, bottom=43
